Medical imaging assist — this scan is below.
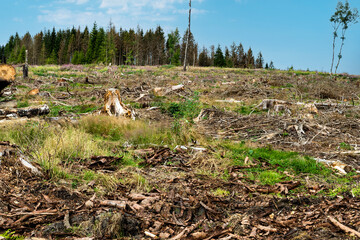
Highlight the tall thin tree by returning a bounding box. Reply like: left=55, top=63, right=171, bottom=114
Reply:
left=183, top=0, right=191, bottom=71
left=330, top=0, right=359, bottom=74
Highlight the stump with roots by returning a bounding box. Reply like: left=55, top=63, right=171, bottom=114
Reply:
left=101, top=88, right=135, bottom=120
left=0, top=64, right=16, bottom=93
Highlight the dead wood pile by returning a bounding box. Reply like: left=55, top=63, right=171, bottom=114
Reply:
left=194, top=108, right=360, bottom=170
left=0, top=105, right=50, bottom=119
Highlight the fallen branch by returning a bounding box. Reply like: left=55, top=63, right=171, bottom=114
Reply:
left=0, top=209, right=58, bottom=217
left=256, top=224, right=277, bottom=232
left=328, top=216, right=360, bottom=238
left=100, top=200, right=127, bottom=210
left=169, top=219, right=205, bottom=240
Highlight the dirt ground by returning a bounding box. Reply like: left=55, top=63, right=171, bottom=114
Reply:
left=1, top=65, right=360, bottom=239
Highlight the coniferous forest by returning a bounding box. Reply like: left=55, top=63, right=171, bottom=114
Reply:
left=0, top=22, right=269, bottom=69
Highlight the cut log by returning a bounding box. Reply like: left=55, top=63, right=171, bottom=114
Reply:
left=0, top=104, right=50, bottom=118
left=0, top=64, right=16, bottom=93
left=101, top=88, right=135, bottom=120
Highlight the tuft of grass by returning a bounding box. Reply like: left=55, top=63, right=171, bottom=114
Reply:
left=258, top=171, right=285, bottom=185
left=212, top=188, right=230, bottom=197
left=0, top=230, right=24, bottom=240
left=16, top=100, right=29, bottom=108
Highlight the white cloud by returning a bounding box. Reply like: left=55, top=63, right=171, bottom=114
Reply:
left=37, top=0, right=207, bottom=31
left=38, top=8, right=105, bottom=26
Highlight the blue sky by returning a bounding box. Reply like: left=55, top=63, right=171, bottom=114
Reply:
left=1, top=0, right=359, bottom=74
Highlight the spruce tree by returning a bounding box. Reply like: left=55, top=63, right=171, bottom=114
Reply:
left=246, top=47, right=255, bottom=68
left=255, top=52, right=264, bottom=68
left=214, top=45, right=225, bottom=67
left=86, top=22, right=98, bottom=63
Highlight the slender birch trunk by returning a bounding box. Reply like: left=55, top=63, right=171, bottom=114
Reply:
left=183, top=0, right=191, bottom=72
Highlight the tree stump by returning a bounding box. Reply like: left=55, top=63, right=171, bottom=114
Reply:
left=101, top=88, right=135, bottom=120
left=0, top=64, right=16, bottom=93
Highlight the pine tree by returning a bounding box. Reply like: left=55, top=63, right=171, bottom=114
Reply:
left=269, top=61, right=275, bottom=70
left=181, top=29, right=195, bottom=67
left=33, top=32, right=43, bottom=65
left=96, top=27, right=106, bottom=63
left=255, top=52, right=264, bottom=68
left=246, top=47, right=255, bottom=68
left=199, top=47, right=210, bottom=66
left=166, top=28, right=181, bottom=65
left=225, top=47, right=232, bottom=67
left=230, top=42, right=239, bottom=67
left=86, top=22, right=98, bottom=63
left=214, top=45, right=225, bottom=67
left=238, top=43, right=246, bottom=68
left=17, top=46, right=26, bottom=63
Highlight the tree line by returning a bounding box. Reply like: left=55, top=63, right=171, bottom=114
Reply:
left=0, top=22, right=273, bottom=69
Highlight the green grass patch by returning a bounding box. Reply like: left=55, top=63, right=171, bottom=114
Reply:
left=0, top=230, right=25, bottom=240
left=211, top=188, right=230, bottom=197
left=16, top=100, right=29, bottom=108
left=158, top=92, right=203, bottom=120
left=49, top=104, right=98, bottom=116
left=258, top=170, right=285, bottom=185
left=235, top=104, right=265, bottom=115
left=221, top=142, right=332, bottom=176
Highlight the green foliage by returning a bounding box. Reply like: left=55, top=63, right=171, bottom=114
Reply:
left=5, top=121, right=49, bottom=148
left=49, top=104, right=98, bottom=117
left=351, top=186, right=360, bottom=197
left=258, top=171, right=284, bottom=185
left=235, top=104, right=264, bottom=115
left=71, top=51, right=85, bottom=64
left=330, top=0, right=359, bottom=74
left=0, top=230, right=24, bottom=240
left=167, top=28, right=181, bottom=66
left=212, top=188, right=230, bottom=197
left=161, top=92, right=202, bottom=120
left=222, top=142, right=332, bottom=176
left=214, top=45, right=226, bottom=67
left=46, top=50, right=58, bottom=64
left=16, top=46, right=26, bottom=63
left=16, top=100, right=29, bottom=108
left=339, top=142, right=353, bottom=150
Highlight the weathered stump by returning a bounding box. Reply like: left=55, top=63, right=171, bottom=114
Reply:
left=101, top=88, right=135, bottom=120
left=0, top=64, right=16, bottom=93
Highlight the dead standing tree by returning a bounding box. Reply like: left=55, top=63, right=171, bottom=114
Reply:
left=183, top=0, right=192, bottom=71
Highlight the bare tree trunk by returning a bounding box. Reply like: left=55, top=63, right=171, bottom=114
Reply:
left=183, top=0, right=191, bottom=72
left=23, top=50, right=28, bottom=79
left=335, top=28, right=347, bottom=74
left=330, top=24, right=340, bottom=75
